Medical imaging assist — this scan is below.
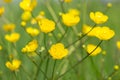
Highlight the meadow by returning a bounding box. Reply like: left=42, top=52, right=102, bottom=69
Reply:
left=0, top=0, right=120, bottom=80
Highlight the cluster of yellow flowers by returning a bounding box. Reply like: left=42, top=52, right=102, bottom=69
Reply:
left=61, top=9, right=80, bottom=27
left=5, top=59, right=21, bottom=71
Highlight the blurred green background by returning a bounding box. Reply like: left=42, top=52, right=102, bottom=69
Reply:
left=0, top=0, right=120, bottom=80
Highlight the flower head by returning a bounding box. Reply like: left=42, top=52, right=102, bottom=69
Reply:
left=95, top=27, right=115, bottom=40
left=21, top=11, right=31, bottom=21
left=49, top=43, right=68, bottom=59
left=116, top=41, right=120, bottom=50
left=90, top=11, right=108, bottom=24
left=3, top=23, right=15, bottom=32
left=6, top=59, right=21, bottom=71
left=64, top=0, right=72, bottom=3
left=0, top=45, right=2, bottom=50
left=114, top=65, right=119, bottom=70
left=86, top=44, right=102, bottom=56
left=61, top=13, right=80, bottom=27
left=39, top=18, right=55, bottom=33
left=26, top=27, right=40, bottom=36
left=5, top=33, right=20, bottom=43
left=22, top=40, right=38, bottom=53
left=0, top=7, right=4, bottom=16
left=3, top=0, right=12, bottom=3
left=19, top=0, right=37, bottom=11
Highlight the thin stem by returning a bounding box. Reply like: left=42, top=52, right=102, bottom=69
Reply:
left=66, top=24, right=96, bottom=48
left=44, top=57, right=50, bottom=80
left=56, top=40, right=103, bottom=79
left=59, top=0, right=65, bottom=13
left=51, top=60, right=57, bottom=80
left=58, top=27, right=68, bottom=42
left=26, top=55, right=49, bottom=79
left=52, top=31, right=58, bottom=42
left=104, top=70, right=118, bottom=80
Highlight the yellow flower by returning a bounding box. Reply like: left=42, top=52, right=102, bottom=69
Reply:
left=22, top=40, right=38, bottom=53
left=114, top=65, right=119, bottom=70
left=3, top=23, right=15, bottom=32
left=19, top=0, right=37, bottom=11
left=6, top=59, right=21, bottom=71
left=107, top=3, right=112, bottom=7
left=39, top=18, right=55, bottom=33
left=49, top=43, right=68, bottom=59
left=116, top=41, right=120, bottom=50
left=61, top=13, right=80, bottom=27
left=95, top=27, right=115, bottom=40
left=21, top=11, right=31, bottom=21
left=3, top=0, right=12, bottom=3
left=21, top=21, right=26, bottom=27
left=0, top=45, right=2, bottom=50
left=90, top=11, right=108, bottom=24
left=68, top=9, right=80, bottom=16
left=64, top=0, right=72, bottom=3
left=5, top=33, right=20, bottom=43
left=82, top=24, right=96, bottom=36
left=86, top=44, right=102, bottom=56
left=26, top=27, right=40, bottom=36
left=0, top=7, right=4, bottom=16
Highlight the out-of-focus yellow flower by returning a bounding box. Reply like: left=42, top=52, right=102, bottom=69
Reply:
left=19, top=0, right=37, bottom=11
left=86, top=44, right=102, bottom=56
left=49, top=43, right=68, bottom=59
left=61, top=13, right=80, bottom=27
left=21, top=11, right=31, bottom=21
left=26, top=27, right=40, bottom=36
left=5, top=33, right=20, bottom=43
left=5, top=59, right=21, bottom=71
left=114, top=65, right=119, bottom=70
left=64, top=0, right=72, bottom=3
left=90, top=11, right=108, bottom=24
left=21, top=21, right=26, bottom=27
left=0, top=7, right=4, bottom=16
left=107, top=3, right=112, bottom=7
left=4, top=0, right=12, bottom=3
left=0, top=45, right=2, bottom=50
left=82, top=25, right=115, bottom=40
left=3, top=23, right=15, bottom=32
left=95, top=27, right=115, bottom=40
left=39, top=18, right=55, bottom=33
left=116, top=41, right=120, bottom=50
left=22, top=40, right=38, bottom=53
left=68, top=9, right=80, bottom=16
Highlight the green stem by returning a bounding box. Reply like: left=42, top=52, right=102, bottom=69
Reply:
left=66, top=24, right=96, bottom=48
left=44, top=57, right=50, bottom=80
left=51, top=60, right=57, bottom=80
left=58, top=27, right=68, bottom=42
left=59, top=0, right=65, bottom=13
left=56, top=40, right=103, bottom=79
